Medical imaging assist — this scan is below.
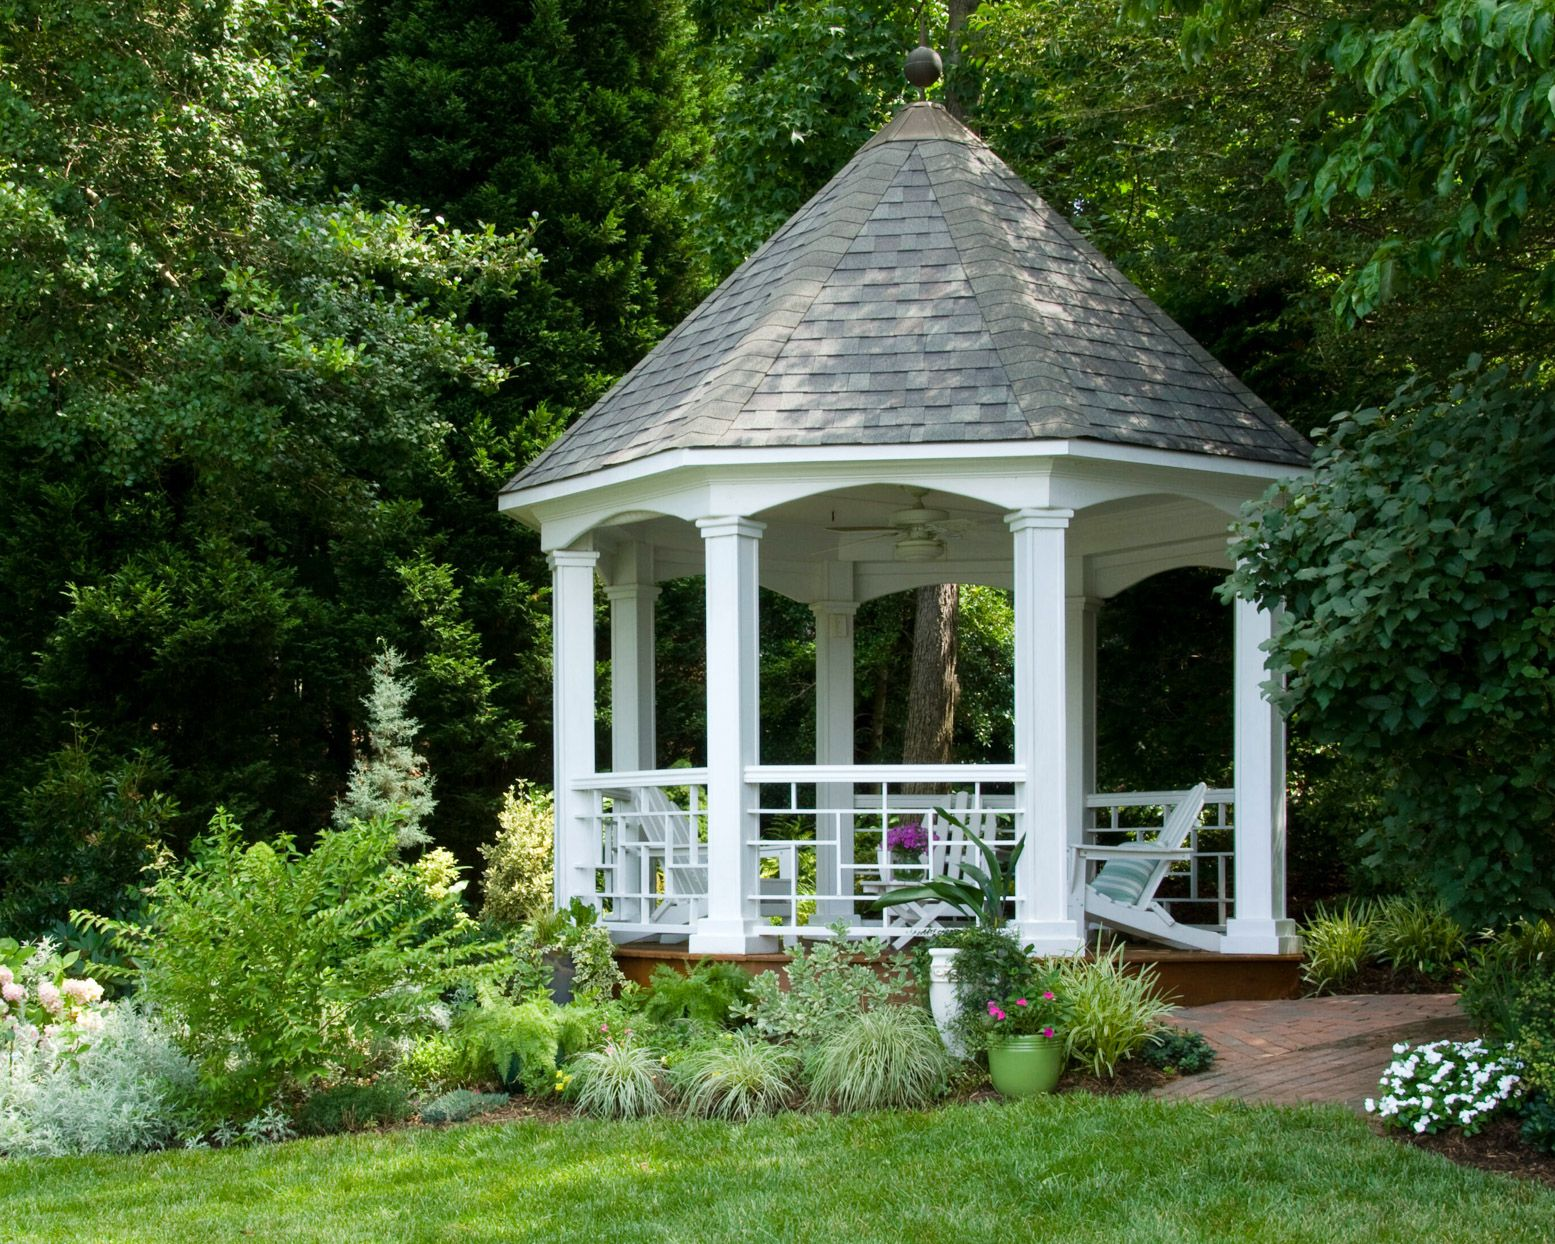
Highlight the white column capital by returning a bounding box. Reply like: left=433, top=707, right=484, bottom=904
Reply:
left=695, top=516, right=767, bottom=541
left=547, top=549, right=600, bottom=572
left=1005, top=507, right=1074, bottom=533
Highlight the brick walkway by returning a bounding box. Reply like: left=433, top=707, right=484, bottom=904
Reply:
left=1154, top=994, right=1473, bottom=1111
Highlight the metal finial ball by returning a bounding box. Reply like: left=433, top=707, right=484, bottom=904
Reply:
left=905, top=45, right=942, bottom=90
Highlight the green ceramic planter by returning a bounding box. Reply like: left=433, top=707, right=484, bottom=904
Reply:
left=987, top=1035, right=1064, bottom=1097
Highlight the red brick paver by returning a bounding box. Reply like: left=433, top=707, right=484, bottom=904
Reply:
left=1154, top=994, right=1472, bottom=1112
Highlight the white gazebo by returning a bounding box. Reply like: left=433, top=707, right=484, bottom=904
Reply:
left=499, top=99, right=1307, bottom=958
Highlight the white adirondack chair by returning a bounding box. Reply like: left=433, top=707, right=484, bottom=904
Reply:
left=1072, top=782, right=1220, bottom=951
left=606, top=784, right=795, bottom=927
left=875, top=790, right=1002, bottom=948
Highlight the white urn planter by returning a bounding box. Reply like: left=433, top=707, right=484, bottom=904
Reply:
left=928, top=946, right=965, bottom=1057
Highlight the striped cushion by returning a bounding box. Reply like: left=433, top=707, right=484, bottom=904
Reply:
left=1091, top=858, right=1158, bottom=905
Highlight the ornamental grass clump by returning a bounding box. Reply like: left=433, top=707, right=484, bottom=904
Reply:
left=1054, top=941, right=1174, bottom=1078
left=671, top=1032, right=799, bottom=1121
left=1298, top=900, right=1374, bottom=994
left=807, top=1006, right=952, bottom=1112
left=1365, top=1038, right=1525, bottom=1135
left=1370, top=896, right=1466, bottom=979
left=568, top=1032, right=665, bottom=1119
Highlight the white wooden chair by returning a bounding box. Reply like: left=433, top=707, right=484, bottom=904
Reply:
left=1072, top=782, right=1221, bottom=951
left=606, top=784, right=795, bottom=927
left=874, top=790, right=1000, bottom=948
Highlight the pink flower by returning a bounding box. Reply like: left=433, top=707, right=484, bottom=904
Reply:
left=600, top=1022, right=609, bottom=1033
left=0, top=966, right=12, bottom=987
left=36, top=981, right=63, bottom=1016
left=1042, top=1026, right=1055, bottom=1039
left=1015, top=998, right=1028, bottom=1007
left=1042, top=991, right=1055, bottom=1001
left=61, top=978, right=103, bottom=1005
left=1, top=982, right=23, bottom=1005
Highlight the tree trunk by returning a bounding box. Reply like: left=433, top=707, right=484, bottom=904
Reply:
left=943, top=0, right=979, bottom=122
left=903, top=584, right=959, bottom=792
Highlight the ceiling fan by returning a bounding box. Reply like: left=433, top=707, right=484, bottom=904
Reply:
left=826, top=490, right=974, bottom=562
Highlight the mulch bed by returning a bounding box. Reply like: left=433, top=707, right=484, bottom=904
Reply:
left=1391, top=1115, right=1555, bottom=1188
left=1335, top=964, right=1459, bottom=996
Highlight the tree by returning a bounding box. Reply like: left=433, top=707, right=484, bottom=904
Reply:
left=1227, top=362, right=1555, bottom=927
left=334, top=646, right=438, bottom=850
left=0, top=0, right=542, bottom=927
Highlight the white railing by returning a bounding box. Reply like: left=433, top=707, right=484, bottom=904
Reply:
left=747, top=764, right=1023, bottom=941
left=567, top=770, right=1233, bottom=942
left=1083, top=788, right=1234, bottom=927
left=574, top=769, right=710, bottom=936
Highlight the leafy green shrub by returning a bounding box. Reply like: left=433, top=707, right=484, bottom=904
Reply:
left=569, top=1036, right=665, bottom=1119
left=1299, top=900, right=1375, bottom=994
left=1055, top=941, right=1175, bottom=1078
left=1509, top=973, right=1555, bottom=1093
left=807, top=1006, right=952, bottom=1112
left=1371, top=896, right=1466, bottom=978
left=82, top=811, right=496, bottom=1122
left=396, top=1032, right=461, bottom=1096
left=671, top=1032, right=799, bottom=1121
left=0, top=1001, right=196, bottom=1157
left=418, top=1089, right=510, bottom=1125
left=737, top=924, right=910, bottom=1044
left=1520, top=1091, right=1555, bottom=1155
left=641, top=961, right=753, bottom=1030
left=480, top=782, right=555, bottom=928
left=451, top=994, right=572, bottom=1095
left=295, top=1081, right=411, bottom=1136
left=1460, top=918, right=1555, bottom=1038
left=1141, top=1027, right=1216, bottom=1076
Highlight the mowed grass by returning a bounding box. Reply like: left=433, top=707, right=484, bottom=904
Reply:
left=5, top=1095, right=1553, bottom=1244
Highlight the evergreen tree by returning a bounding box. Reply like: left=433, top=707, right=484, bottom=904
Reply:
left=335, top=646, right=437, bottom=851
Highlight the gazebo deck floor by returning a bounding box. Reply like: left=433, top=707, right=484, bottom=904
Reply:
left=614, top=942, right=1301, bottom=1007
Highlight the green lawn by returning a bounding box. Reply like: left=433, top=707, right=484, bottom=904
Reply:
left=5, top=1095, right=1551, bottom=1244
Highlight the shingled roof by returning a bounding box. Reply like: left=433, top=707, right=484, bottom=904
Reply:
left=504, top=102, right=1309, bottom=494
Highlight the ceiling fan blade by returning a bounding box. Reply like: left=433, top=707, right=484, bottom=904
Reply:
left=826, top=525, right=899, bottom=533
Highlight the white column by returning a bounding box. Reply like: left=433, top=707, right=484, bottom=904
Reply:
left=1065, top=595, right=1100, bottom=922
left=548, top=549, right=600, bottom=913
left=1008, top=509, right=1084, bottom=953
left=690, top=517, right=766, bottom=953
left=605, top=574, right=658, bottom=774
left=1223, top=596, right=1301, bottom=953
left=813, top=598, right=857, bottom=915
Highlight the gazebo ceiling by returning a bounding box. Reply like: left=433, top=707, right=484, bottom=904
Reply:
left=503, top=100, right=1309, bottom=501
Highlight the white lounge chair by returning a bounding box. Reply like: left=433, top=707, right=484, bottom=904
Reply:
left=1073, top=782, right=1221, bottom=952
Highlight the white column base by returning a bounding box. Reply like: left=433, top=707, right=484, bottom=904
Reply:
left=688, top=920, right=779, bottom=956
left=1014, top=919, right=1085, bottom=956
left=1221, top=917, right=1302, bottom=955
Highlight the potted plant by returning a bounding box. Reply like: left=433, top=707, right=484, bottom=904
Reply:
left=983, top=972, right=1065, bottom=1096
left=871, top=815, right=1025, bottom=1054
left=883, top=820, right=929, bottom=880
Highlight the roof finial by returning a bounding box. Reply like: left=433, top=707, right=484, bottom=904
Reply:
left=905, top=4, right=941, bottom=99
left=904, top=41, right=942, bottom=98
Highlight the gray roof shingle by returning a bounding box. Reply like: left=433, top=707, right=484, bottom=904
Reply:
left=504, top=103, right=1309, bottom=493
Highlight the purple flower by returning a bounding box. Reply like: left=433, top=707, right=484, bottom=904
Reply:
left=886, top=822, right=928, bottom=854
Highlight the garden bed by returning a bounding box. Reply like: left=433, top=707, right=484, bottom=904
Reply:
left=1395, top=1117, right=1555, bottom=1189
